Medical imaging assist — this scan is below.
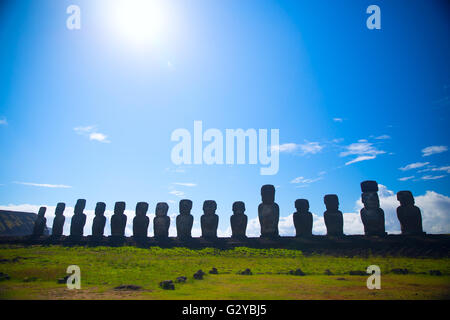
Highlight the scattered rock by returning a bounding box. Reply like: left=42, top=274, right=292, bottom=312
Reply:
left=23, top=277, right=38, bottom=282
left=239, top=268, right=252, bottom=275
left=209, top=267, right=218, bottom=274
left=114, top=284, right=142, bottom=291
left=336, top=278, right=347, bottom=281
left=159, top=280, right=175, bottom=290
left=324, top=269, right=333, bottom=275
left=349, top=270, right=366, bottom=276
left=429, top=270, right=442, bottom=276
left=176, top=276, right=187, bottom=283
left=391, top=268, right=409, bottom=275
left=57, top=275, right=70, bottom=284
left=289, top=269, right=306, bottom=276
left=0, top=272, right=11, bottom=281
left=194, top=270, right=205, bottom=280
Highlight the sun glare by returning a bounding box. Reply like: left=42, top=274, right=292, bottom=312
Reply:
left=109, top=0, right=169, bottom=47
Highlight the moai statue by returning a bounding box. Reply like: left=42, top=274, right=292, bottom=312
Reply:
left=293, top=199, right=313, bottom=237
left=323, top=195, right=344, bottom=236
left=111, top=201, right=127, bottom=237
left=92, top=202, right=107, bottom=237
left=396, top=191, right=425, bottom=235
left=32, top=207, right=47, bottom=237
left=258, top=185, right=280, bottom=238
left=201, top=200, right=219, bottom=240
left=176, top=200, right=194, bottom=240
left=153, top=202, right=170, bottom=239
left=230, top=201, right=248, bottom=239
left=133, top=202, right=149, bottom=238
left=70, top=199, right=87, bottom=237
left=360, top=181, right=386, bottom=236
left=51, top=203, right=66, bottom=237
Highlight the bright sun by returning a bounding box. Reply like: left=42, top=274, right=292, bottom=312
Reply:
left=110, top=0, right=169, bottom=47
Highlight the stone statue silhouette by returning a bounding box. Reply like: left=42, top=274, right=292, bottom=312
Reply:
left=70, top=199, right=86, bottom=237
left=153, top=202, right=170, bottom=239
left=111, top=201, right=127, bottom=237
left=293, top=199, right=313, bottom=237
left=397, top=191, right=425, bottom=235
left=258, top=185, right=279, bottom=238
left=51, top=203, right=66, bottom=237
left=176, top=200, right=194, bottom=240
left=230, top=201, right=247, bottom=239
left=324, top=195, right=344, bottom=236
left=201, top=200, right=219, bottom=240
left=32, top=207, right=47, bottom=237
left=133, top=202, right=149, bottom=238
left=360, top=181, right=386, bottom=236
left=92, top=202, right=106, bottom=237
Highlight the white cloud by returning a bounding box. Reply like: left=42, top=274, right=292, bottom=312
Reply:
left=333, top=118, right=343, bottom=122
left=421, top=175, right=446, bottom=180
left=399, top=162, right=430, bottom=171
left=271, top=143, right=299, bottom=153
left=430, top=166, right=450, bottom=174
left=345, top=155, right=376, bottom=165
left=398, top=176, right=415, bottom=181
left=169, top=190, right=185, bottom=197
left=290, top=176, right=323, bottom=184
left=299, top=142, right=323, bottom=155
left=89, top=132, right=110, bottom=143
left=74, top=125, right=110, bottom=143
left=0, top=117, right=7, bottom=125
left=13, top=181, right=72, bottom=189
left=374, top=135, right=391, bottom=140
left=422, top=145, right=448, bottom=157
left=340, top=140, right=385, bottom=165
left=172, top=182, right=197, bottom=187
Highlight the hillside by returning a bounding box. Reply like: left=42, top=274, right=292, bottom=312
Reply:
left=0, top=210, right=49, bottom=236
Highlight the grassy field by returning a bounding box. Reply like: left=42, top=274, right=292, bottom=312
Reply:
left=0, top=245, right=449, bottom=300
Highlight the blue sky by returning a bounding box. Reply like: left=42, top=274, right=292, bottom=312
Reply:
left=0, top=0, right=449, bottom=235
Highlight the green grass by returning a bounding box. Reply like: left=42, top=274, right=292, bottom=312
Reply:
left=0, top=245, right=449, bottom=300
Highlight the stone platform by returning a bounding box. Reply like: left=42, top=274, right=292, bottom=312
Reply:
left=0, top=234, right=449, bottom=257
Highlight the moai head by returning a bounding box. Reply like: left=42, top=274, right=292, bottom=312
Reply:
left=114, top=201, right=126, bottom=214
left=179, top=199, right=193, bottom=215
left=361, top=180, right=380, bottom=209
left=324, top=194, right=339, bottom=211
left=74, top=199, right=86, bottom=215
left=232, top=201, right=245, bottom=215
left=155, top=202, right=169, bottom=217
left=38, top=207, right=46, bottom=217
left=95, top=202, right=106, bottom=216
left=55, top=203, right=66, bottom=216
left=261, top=185, right=275, bottom=204
left=135, top=202, right=149, bottom=216
left=203, top=200, right=217, bottom=215
left=397, top=191, right=414, bottom=206
left=295, top=199, right=309, bottom=213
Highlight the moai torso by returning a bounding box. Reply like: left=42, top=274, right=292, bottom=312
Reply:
left=293, top=199, right=313, bottom=237
left=33, top=207, right=47, bottom=236
left=360, top=181, right=386, bottom=236
left=153, top=203, right=170, bottom=239
left=133, top=202, right=149, bottom=237
left=258, top=185, right=280, bottom=238
left=397, top=191, right=424, bottom=235
left=111, top=202, right=127, bottom=237
left=92, top=202, right=107, bottom=237
left=52, top=203, right=66, bottom=236
left=323, top=195, right=344, bottom=236
left=70, top=199, right=87, bottom=237
left=176, top=200, right=194, bottom=240
left=201, top=200, right=219, bottom=239
left=230, top=201, right=247, bottom=239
